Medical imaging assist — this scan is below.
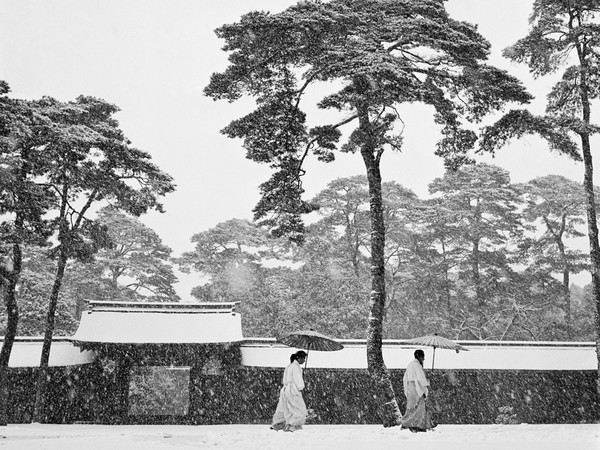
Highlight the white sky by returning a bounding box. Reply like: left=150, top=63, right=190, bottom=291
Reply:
left=1, top=0, right=598, bottom=297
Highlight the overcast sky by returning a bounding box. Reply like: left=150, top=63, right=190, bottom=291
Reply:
left=1, top=0, right=597, bottom=297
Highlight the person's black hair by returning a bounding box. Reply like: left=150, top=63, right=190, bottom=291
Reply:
left=414, top=349, right=425, bottom=359
left=290, top=353, right=297, bottom=363
left=296, top=350, right=308, bottom=359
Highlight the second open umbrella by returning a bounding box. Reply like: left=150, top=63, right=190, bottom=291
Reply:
left=403, top=334, right=468, bottom=370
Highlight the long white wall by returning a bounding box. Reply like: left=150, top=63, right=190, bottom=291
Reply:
left=240, top=339, right=598, bottom=370
left=3, top=337, right=596, bottom=370
left=2, top=337, right=95, bottom=368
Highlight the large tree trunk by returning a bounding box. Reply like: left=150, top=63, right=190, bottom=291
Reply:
left=32, top=251, right=68, bottom=423
left=580, top=132, right=600, bottom=400
left=0, top=281, right=18, bottom=426
left=0, top=281, right=18, bottom=427
left=573, top=23, right=600, bottom=404
left=357, top=102, right=402, bottom=428
left=0, top=243, right=22, bottom=426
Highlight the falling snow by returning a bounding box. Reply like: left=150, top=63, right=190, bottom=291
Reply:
left=0, top=423, right=598, bottom=450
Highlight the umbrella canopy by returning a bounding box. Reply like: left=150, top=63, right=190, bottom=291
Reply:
left=404, top=334, right=468, bottom=352
left=276, top=329, right=344, bottom=368
left=404, top=334, right=468, bottom=370
left=278, top=329, right=344, bottom=352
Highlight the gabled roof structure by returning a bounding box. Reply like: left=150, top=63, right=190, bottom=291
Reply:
left=72, top=301, right=243, bottom=346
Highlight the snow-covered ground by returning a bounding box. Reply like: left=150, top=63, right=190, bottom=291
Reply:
left=0, top=424, right=598, bottom=450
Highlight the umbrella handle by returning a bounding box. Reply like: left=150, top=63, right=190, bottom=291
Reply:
left=432, top=346, right=436, bottom=371
left=304, top=344, right=310, bottom=370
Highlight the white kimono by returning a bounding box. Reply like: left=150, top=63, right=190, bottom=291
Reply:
left=403, top=358, right=430, bottom=404
left=401, top=358, right=433, bottom=430
left=271, top=360, right=307, bottom=428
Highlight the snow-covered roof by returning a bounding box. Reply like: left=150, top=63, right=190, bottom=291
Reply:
left=71, top=301, right=243, bottom=345
left=0, top=337, right=95, bottom=367
left=240, top=338, right=597, bottom=371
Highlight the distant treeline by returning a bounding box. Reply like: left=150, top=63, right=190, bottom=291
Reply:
left=3, top=164, right=595, bottom=342
left=178, top=167, right=595, bottom=341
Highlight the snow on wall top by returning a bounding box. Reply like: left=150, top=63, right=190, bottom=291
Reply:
left=1, top=337, right=95, bottom=368
left=71, top=301, right=244, bottom=345
left=240, top=338, right=598, bottom=371
left=1, top=335, right=596, bottom=370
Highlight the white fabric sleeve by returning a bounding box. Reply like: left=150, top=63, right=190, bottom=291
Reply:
left=292, top=363, right=305, bottom=391
left=416, top=365, right=430, bottom=396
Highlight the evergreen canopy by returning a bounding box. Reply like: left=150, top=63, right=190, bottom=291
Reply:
left=205, top=0, right=532, bottom=242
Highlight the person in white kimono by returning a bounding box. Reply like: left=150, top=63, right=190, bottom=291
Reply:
left=270, top=350, right=308, bottom=432
left=401, top=349, right=434, bottom=432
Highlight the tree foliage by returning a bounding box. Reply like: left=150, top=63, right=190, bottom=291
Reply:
left=205, top=0, right=531, bottom=238
left=518, top=175, right=589, bottom=338
left=0, top=247, right=78, bottom=336
left=180, top=171, right=595, bottom=344
left=16, top=94, right=177, bottom=422
left=205, top=0, right=531, bottom=425
left=485, top=0, right=600, bottom=399
left=0, top=85, right=57, bottom=425
left=86, top=207, right=180, bottom=303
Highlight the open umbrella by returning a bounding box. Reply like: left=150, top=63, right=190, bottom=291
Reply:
left=277, top=329, right=344, bottom=368
left=404, top=333, right=468, bottom=370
